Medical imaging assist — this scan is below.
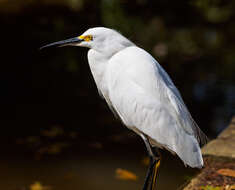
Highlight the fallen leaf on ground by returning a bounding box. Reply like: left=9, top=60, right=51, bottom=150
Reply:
left=30, top=182, right=51, bottom=190
left=115, top=168, right=138, bottom=181
left=217, top=169, right=235, bottom=178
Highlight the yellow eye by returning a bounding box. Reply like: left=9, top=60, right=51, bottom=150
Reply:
left=78, top=35, right=93, bottom=42
left=83, top=35, right=93, bottom=42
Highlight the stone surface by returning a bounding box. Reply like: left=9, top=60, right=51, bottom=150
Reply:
left=202, top=117, right=235, bottom=158
left=183, top=156, right=235, bottom=190
left=183, top=116, right=235, bottom=190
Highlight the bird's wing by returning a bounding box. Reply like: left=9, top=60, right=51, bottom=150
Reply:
left=157, top=65, right=208, bottom=146
left=99, top=89, right=123, bottom=121
left=105, top=46, right=205, bottom=167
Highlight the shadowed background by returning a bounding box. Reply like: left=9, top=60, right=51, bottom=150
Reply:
left=0, top=0, right=234, bottom=190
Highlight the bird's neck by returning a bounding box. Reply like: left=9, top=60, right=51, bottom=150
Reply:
left=87, top=49, right=109, bottom=97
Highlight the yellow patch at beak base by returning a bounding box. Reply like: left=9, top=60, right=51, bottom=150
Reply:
left=78, top=35, right=93, bottom=42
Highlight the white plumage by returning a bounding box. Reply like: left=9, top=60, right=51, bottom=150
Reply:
left=41, top=27, right=207, bottom=169
left=86, top=27, right=206, bottom=168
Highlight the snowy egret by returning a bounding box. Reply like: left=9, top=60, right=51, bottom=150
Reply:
left=40, top=27, right=207, bottom=190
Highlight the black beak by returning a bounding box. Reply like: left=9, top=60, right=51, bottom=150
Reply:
left=40, top=37, right=83, bottom=50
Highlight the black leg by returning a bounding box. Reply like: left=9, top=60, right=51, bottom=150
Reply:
left=142, top=157, right=156, bottom=190
left=150, top=158, right=161, bottom=190
left=140, top=134, right=161, bottom=190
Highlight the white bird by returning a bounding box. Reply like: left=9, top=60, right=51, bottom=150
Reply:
left=40, top=27, right=207, bottom=190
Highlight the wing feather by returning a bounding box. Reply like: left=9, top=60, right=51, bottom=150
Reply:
left=105, top=46, right=206, bottom=167
left=159, top=66, right=208, bottom=146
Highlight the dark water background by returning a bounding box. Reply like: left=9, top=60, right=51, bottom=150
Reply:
left=0, top=0, right=234, bottom=189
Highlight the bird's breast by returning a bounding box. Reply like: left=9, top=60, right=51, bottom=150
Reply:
left=87, top=49, right=110, bottom=98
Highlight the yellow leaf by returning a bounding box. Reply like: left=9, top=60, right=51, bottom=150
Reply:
left=217, top=169, right=235, bottom=178
left=115, top=168, right=138, bottom=181
left=29, top=182, right=51, bottom=190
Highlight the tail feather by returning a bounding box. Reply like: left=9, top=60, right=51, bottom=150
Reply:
left=174, top=133, right=203, bottom=168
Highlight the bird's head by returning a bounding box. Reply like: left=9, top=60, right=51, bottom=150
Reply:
left=40, top=27, right=134, bottom=55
